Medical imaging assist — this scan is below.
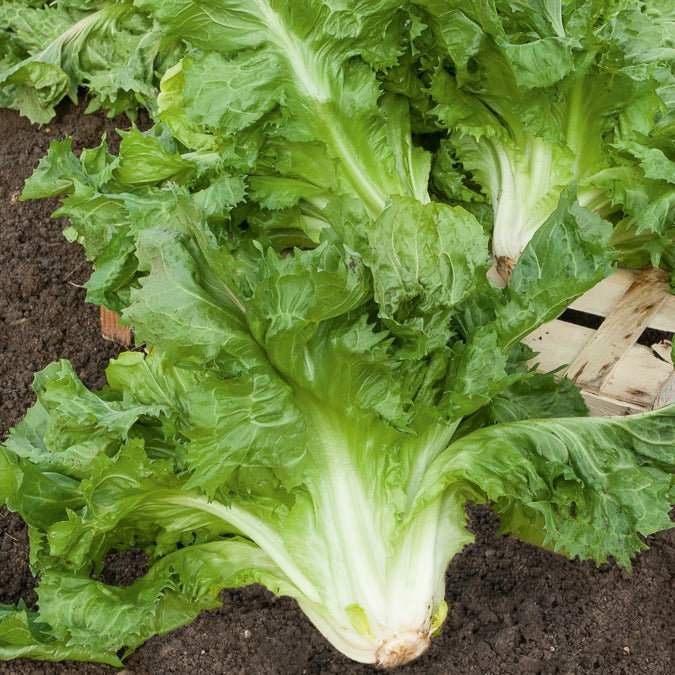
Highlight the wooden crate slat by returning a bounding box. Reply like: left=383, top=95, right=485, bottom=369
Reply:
left=100, top=307, right=133, bottom=347
left=569, top=267, right=675, bottom=333
left=566, top=267, right=670, bottom=390
left=654, top=372, right=675, bottom=410
left=580, top=391, right=646, bottom=417
left=524, top=323, right=672, bottom=410
left=522, top=320, right=594, bottom=372
left=600, top=342, right=673, bottom=408
left=650, top=340, right=672, bottom=363
left=523, top=268, right=674, bottom=416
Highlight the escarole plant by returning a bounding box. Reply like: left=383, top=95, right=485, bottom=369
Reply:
left=0, top=0, right=173, bottom=122
left=1, top=0, right=674, bottom=669
left=408, top=0, right=675, bottom=279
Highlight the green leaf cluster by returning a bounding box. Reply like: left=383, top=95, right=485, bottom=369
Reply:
left=407, top=0, right=675, bottom=273
left=0, top=1, right=169, bottom=122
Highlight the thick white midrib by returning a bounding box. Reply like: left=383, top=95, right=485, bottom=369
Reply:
left=254, top=0, right=328, bottom=102
left=297, top=599, right=377, bottom=664
left=158, top=494, right=321, bottom=604
left=564, top=78, right=585, bottom=172
left=491, top=141, right=522, bottom=259
left=578, top=186, right=610, bottom=215
left=253, top=0, right=388, bottom=216
left=384, top=499, right=442, bottom=630
left=304, top=407, right=391, bottom=626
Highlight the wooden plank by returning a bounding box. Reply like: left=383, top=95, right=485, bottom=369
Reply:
left=522, top=268, right=674, bottom=415
left=486, top=263, right=506, bottom=289
left=653, top=372, right=675, bottom=410
left=650, top=339, right=672, bottom=363
left=566, top=267, right=671, bottom=390
left=600, top=343, right=674, bottom=408
left=522, top=320, right=594, bottom=372
left=100, top=307, right=133, bottom=347
left=568, top=269, right=633, bottom=315
left=569, top=268, right=675, bottom=333
left=581, top=391, right=646, bottom=417
left=524, top=322, right=673, bottom=406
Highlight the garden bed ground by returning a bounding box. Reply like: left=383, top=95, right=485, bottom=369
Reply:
left=1, top=103, right=673, bottom=675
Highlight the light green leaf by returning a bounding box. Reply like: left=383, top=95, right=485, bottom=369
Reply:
left=4, top=360, right=163, bottom=480
left=422, top=405, right=675, bottom=568
left=493, top=192, right=614, bottom=348
left=367, top=197, right=488, bottom=320
left=487, top=373, right=587, bottom=423
left=0, top=603, right=121, bottom=666
left=0, top=61, right=69, bottom=124
left=114, top=128, right=195, bottom=186
left=21, top=138, right=84, bottom=199
left=182, top=372, right=305, bottom=496
left=0, top=2, right=164, bottom=123
left=7, top=540, right=293, bottom=665
left=182, top=51, right=283, bottom=133
left=122, top=196, right=260, bottom=366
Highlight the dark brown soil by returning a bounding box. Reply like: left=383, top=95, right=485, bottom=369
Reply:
left=1, top=104, right=674, bottom=675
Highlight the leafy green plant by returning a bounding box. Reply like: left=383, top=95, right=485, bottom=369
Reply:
left=0, top=0, right=168, bottom=122
left=410, top=0, right=675, bottom=278
left=1, top=0, right=673, bottom=668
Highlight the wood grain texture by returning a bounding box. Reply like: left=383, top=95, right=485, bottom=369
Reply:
left=568, top=268, right=675, bottom=332
left=522, top=268, right=674, bottom=416
left=566, top=267, right=670, bottom=390
left=99, top=306, right=133, bottom=348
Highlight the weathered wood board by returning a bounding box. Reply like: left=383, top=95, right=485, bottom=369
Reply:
left=99, top=307, right=133, bottom=348
left=523, top=268, right=674, bottom=416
